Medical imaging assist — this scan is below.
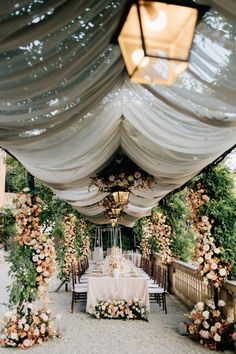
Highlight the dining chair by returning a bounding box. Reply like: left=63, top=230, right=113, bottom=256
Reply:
left=71, top=263, right=87, bottom=313
left=148, top=267, right=168, bottom=314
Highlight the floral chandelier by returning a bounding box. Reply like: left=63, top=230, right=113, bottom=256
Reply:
left=90, top=152, right=156, bottom=225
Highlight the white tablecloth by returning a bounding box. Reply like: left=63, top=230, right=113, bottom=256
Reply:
left=93, top=247, right=103, bottom=262
left=86, top=277, right=149, bottom=314
left=123, top=253, right=142, bottom=267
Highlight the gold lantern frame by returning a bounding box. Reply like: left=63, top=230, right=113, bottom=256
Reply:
left=116, top=0, right=210, bottom=85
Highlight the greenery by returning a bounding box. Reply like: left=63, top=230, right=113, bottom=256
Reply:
left=0, top=208, right=15, bottom=250
left=5, top=155, right=27, bottom=192
left=8, top=243, right=37, bottom=306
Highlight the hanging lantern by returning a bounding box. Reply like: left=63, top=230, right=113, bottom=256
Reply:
left=118, top=0, right=209, bottom=85
left=111, top=216, right=118, bottom=227
left=111, top=207, right=122, bottom=215
left=112, top=191, right=129, bottom=205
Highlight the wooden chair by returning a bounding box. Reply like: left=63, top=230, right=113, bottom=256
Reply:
left=71, top=263, right=87, bottom=313
left=148, top=267, right=168, bottom=314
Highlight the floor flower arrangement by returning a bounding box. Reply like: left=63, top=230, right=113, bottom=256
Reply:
left=94, top=299, right=148, bottom=321
left=186, top=300, right=235, bottom=351
left=0, top=304, right=55, bottom=349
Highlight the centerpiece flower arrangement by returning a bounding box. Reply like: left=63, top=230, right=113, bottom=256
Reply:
left=94, top=298, right=148, bottom=321
left=0, top=190, right=57, bottom=349
left=186, top=300, right=235, bottom=351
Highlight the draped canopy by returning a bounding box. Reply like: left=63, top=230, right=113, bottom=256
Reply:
left=0, top=0, right=235, bottom=226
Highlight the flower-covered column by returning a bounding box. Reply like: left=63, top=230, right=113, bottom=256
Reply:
left=59, top=213, right=78, bottom=282
left=78, top=217, right=90, bottom=259
left=0, top=191, right=56, bottom=349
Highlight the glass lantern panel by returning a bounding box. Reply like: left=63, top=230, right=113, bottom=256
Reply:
left=118, top=4, right=143, bottom=76
left=139, top=1, right=197, bottom=61
left=131, top=57, right=188, bottom=85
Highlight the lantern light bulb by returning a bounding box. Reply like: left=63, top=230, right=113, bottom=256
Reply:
left=146, top=10, right=167, bottom=32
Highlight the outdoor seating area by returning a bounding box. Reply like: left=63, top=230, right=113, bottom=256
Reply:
left=0, top=0, right=236, bottom=353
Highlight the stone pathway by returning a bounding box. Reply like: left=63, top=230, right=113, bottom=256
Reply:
left=0, top=252, right=231, bottom=354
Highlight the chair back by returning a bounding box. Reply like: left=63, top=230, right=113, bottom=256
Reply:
left=71, top=263, right=77, bottom=291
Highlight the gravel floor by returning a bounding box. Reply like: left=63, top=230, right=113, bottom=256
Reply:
left=0, top=251, right=231, bottom=354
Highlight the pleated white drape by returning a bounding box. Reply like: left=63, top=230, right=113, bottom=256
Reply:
left=0, top=1, right=235, bottom=226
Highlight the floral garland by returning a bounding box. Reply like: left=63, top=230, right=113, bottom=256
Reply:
left=94, top=298, right=148, bottom=321
left=79, top=218, right=90, bottom=258
left=0, top=191, right=56, bottom=349
left=187, top=187, right=231, bottom=288
left=90, top=152, right=156, bottom=193
left=60, top=213, right=78, bottom=281
left=140, top=212, right=173, bottom=264
left=187, top=300, right=235, bottom=351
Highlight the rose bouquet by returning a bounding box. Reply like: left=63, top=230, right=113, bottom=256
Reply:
left=186, top=300, right=235, bottom=350
left=94, top=298, right=148, bottom=321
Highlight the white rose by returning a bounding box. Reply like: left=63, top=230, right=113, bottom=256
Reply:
left=203, top=244, right=210, bottom=252
left=202, top=310, right=209, bottom=319
left=205, top=252, right=213, bottom=260
left=195, top=302, right=204, bottom=311
left=219, top=268, right=226, bottom=276
left=11, top=332, right=18, bottom=340
left=203, top=321, right=210, bottom=329
left=218, top=300, right=225, bottom=307
left=197, top=257, right=204, bottom=264
left=214, top=248, right=220, bottom=254
left=214, top=333, right=221, bottom=342
left=24, top=324, right=29, bottom=331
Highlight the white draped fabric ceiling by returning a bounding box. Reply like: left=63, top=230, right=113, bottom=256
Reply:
left=0, top=0, right=235, bottom=226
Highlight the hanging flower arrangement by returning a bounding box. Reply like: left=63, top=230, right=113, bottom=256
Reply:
left=59, top=213, right=78, bottom=281
left=0, top=190, right=57, bottom=349
left=79, top=218, right=91, bottom=258
left=90, top=152, right=156, bottom=193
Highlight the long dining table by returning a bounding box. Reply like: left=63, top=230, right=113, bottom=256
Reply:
left=85, top=258, right=150, bottom=314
